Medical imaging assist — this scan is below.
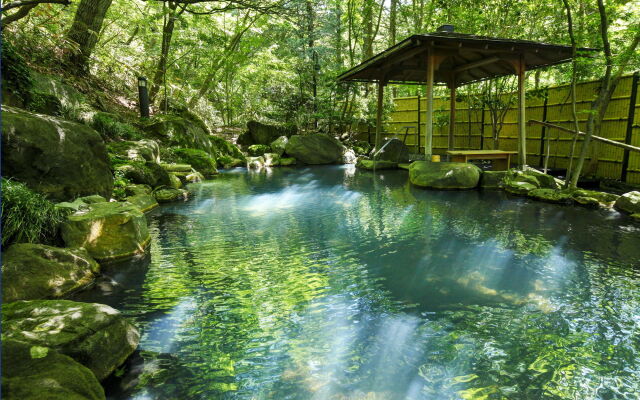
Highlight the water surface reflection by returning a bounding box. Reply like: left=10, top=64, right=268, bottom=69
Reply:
left=79, top=166, right=640, bottom=399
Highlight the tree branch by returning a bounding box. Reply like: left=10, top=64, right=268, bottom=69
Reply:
left=1, top=0, right=69, bottom=12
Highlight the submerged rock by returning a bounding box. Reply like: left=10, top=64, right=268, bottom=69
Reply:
left=373, top=138, right=409, bottom=163
left=285, top=134, right=344, bottom=164
left=61, top=202, right=151, bottom=263
left=614, top=191, right=640, bottom=215
left=2, top=244, right=100, bottom=302
left=3, top=300, right=140, bottom=381
left=356, top=159, right=398, bottom=170
left=479, top=170, right=508, bottom=189
left=2, top=339, right=105, bottom=400
left=409, top=161, right=481, bottom=190
left=2, top=106, right=113, bottom=201
left=270, top=136, right=289, bottom=156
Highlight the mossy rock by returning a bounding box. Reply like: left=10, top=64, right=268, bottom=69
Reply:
left=248, top=144, right=270, bottom=157
left=503, top=170, right=557, bottom=195
left=2, top=300, right=140, bottom=381
left=2, top=339, right=105, bottom=400
left=279, top=157, right=297, bottom=166
left=247, top=156, right=265, bottom=169
left=409, top=161, right=481, bottom=189
left=124, top=184, right=152, bottom=196
left=353, top=140, right=372, bottom=156
left=209, top=136, right=245, bottom=164
left=285, top=135, right=344, bottom=164
left=2, top=107, right=113, bottom=201
left=217, top=155, right=244, bottom=168
left=356, top=159, right=398, bottom=170
left=372, top=138, right=409, bottom=163
left=27, top=91, right=63, bottom=116
left=126, top=194, right=159, bottom=213
left=247, top=120, right=296, bottom=145
left=168, top=173, right=182, bottom=189
left=172, top=148, right=218, bottom=177
left=613, top=191, right=640, bottom=214
left=480, top=170, right=508, bottom=189
left=160, top=163, right=192, bottom=173
left=92, top=113, right=143, bottom=141
left=571, top=189, right=618, bottom=208
left=263, top=153, right=280, bottom=167
left=527, top=189, right=573, bottom=204
left=117, top=161, right=171, bottom=188
left=270, top=136, right=288, bottom=156
left=141, top=114, right=213, bottom=154
left=2, top=244, right=100, bottom=303
left=79, top=195, right=108, bottom=204
left=61, top=202, right=151, bottom=263
left=153, top=187, right=189, bottom=203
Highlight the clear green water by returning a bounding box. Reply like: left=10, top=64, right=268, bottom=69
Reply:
left=81, top=166, right=640, bottom=399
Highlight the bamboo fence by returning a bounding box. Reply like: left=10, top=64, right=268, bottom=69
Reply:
left=357, top=72, right=640, bottom=184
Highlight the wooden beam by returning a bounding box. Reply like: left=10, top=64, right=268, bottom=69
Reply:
left=517, top=55, right=527, bottom=168
left=425, top=51, right=435, bottom=159
left=448, top=79, right=456, bottom=152
left=453, top=56, right=500, bottom=74
left=374, top=79, right=385, bottom=155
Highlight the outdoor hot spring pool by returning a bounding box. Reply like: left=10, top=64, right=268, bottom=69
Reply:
left=76, top=165, right=640, bottom=399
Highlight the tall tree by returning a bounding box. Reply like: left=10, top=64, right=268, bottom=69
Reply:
left=65, top=0, right=113, bottom=74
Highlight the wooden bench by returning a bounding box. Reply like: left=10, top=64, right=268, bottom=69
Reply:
left=445, top=150, right=517, bottom=170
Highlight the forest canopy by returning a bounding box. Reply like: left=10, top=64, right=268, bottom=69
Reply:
left=2, top=0, right=639, bottom=132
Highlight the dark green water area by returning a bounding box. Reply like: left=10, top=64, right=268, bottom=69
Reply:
left=77, top=165, right=640, bottom=399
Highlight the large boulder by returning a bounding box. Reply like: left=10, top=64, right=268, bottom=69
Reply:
left=614, top=191, right=640, bottom=215
left=61, top=202, right=151, bottom=263
left=2, top=244, right=100, bottom=303
left=142, top=113, right=214, bottom=155
left=247, top=120, right=296, bottom=145
left=171, top=148, right=218, bottom=178
left=270, top=136, right=288, bottom=156
left=2, top=339, right=105, bottom=400
left=2, top=106, right=113, bottom=201
left=126, top=194, right=159, bottom=213
left=117, top=161, right=172, bottom=188
left=409, top=161, right=481, bottom=189
left=373, top=138, right=410, bottom=163
left=2, top=300, right=140, bottom=381
left=107, top=140, right=160, bottom=163
left=285, top=134, right=344, bottom=164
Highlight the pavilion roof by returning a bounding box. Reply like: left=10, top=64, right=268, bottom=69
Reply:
left=337, top=30, right=596, bottom=86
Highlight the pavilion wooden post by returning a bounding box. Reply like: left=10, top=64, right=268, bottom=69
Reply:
left=425, top=52, right=435, bottom=160
left=448, top=78, right=456, bottom=152
left=374, top=79, right=385, bottom=156
left=516, top=55, right=527, bottom=168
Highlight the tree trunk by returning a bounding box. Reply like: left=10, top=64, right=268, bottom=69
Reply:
left=65, top=0, right=113, bottom=74
left=149, top=1, right=180, bottom=103
left=562, top=0, right=580, bottom=187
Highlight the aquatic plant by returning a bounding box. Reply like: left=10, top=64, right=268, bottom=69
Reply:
left=1, top=178, right=69, bottom=247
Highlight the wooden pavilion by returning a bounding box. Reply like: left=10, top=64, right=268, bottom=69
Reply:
left=337, top=25, right=594, bottom=168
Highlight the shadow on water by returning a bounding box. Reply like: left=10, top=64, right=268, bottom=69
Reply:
left=81, top=165, right=640, bottom=399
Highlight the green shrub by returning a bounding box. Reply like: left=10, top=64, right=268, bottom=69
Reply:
left=92, top=112, right=143, bottom=141
left=1, top=179, right=69, bottom=247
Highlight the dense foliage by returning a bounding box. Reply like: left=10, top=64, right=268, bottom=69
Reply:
left=2, top=0, right=638, bottom=133
left=1, top=179, right=69, bottom=247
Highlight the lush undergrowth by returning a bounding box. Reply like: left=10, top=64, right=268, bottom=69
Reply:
left=1, top=179, right=69, bottom=247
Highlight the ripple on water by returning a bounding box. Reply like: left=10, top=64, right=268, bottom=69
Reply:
left=79, top=166, right=640, bottom=400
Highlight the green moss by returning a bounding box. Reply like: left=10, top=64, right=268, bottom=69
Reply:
left=247, top=144, right=270, bottom=156
left=172, top=148, right=218, bottom=177
left=92, top=112, right=143, bottom=141
left=1, top=178, right=69, bottom=247
left=1, top=40, right=33, bottom=104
